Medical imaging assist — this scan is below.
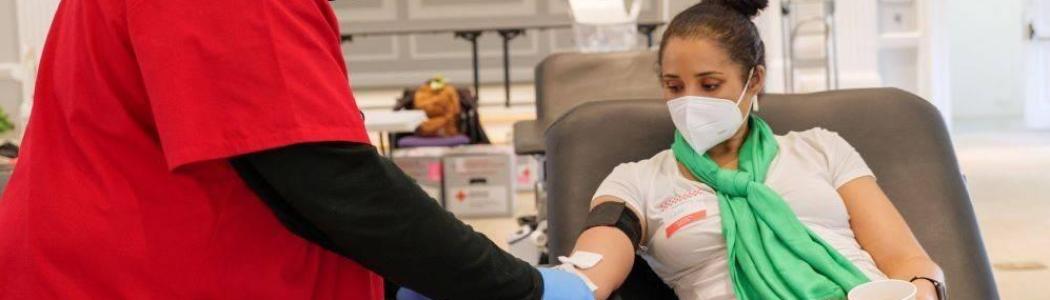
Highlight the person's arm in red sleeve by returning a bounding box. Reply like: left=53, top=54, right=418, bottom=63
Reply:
left=230, top=142, right=545, bottom=299
left=123, top=0, right=585, bottom=299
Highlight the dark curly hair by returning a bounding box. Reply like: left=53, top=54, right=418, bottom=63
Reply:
left=658, top=0, right=769, bottom=81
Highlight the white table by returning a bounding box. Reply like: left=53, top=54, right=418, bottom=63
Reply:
left=364, top=110, right=427, bottom=155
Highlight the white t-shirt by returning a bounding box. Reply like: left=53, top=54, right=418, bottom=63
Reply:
left=593, top=128, right=887, bottom=300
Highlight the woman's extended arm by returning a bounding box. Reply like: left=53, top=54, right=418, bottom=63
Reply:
left=839, top=176, right=945, bottom=300
left=570, top=196, right=648, bottom=300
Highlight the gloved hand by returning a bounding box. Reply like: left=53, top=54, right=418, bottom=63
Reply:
left=395, top=268, right=594, bottom=300
left=395, top=287, right=431, bottom=300
left=538, top=267, right=595, bottom=300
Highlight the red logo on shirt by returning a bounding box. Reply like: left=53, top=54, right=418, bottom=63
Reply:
left=665, top=210, right=708, bottom=238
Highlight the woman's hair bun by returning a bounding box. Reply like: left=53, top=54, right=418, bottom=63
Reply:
left=704, top=0, right=769, bottom=18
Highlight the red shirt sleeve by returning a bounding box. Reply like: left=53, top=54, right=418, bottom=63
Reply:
left=127, top=0, right=370, bottom=170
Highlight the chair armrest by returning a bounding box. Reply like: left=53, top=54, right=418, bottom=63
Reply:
left=514, top=120, right=546, bottom=155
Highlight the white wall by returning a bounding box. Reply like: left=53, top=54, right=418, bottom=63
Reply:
left=833, top=1, right=882, bottom=90
left=946, top=0, right=1026, bottom=120
left=665, top=0, right=882, bottom=93
left=917, top=0, right=953, bottom=124
left=5, top=0, right=74, bottom=139
left=1, top=0, right=24, bottom=140
left=1024, top=0, right=1050, bottom=129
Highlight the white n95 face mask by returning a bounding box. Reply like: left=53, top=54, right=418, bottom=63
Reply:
left=668, top=68, right=755, bottom=153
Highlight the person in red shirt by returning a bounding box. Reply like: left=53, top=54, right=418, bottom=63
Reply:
left=0, top=0, right=592, bottom=299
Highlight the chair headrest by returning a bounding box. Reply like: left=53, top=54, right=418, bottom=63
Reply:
left=535, top=50, right=662, bottom=125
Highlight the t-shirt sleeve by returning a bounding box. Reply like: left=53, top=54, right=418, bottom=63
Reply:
left=126, top=0, right=370, bottom=170
left=592, top=162, right=649, bottom=244
left=815, top=129, right=875, bottom=188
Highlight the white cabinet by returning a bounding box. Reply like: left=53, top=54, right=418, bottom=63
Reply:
left=877, top=0, right=921, bottom=96
left=879, top=0, right=918, bottom=35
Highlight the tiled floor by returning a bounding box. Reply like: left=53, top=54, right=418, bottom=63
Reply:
left=357, top=85, right=1050, bottom=299
left=952, top=126, right=1050, bottom=299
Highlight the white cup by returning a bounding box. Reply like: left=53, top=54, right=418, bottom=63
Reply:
left=847, top=279, right=917, bottom=300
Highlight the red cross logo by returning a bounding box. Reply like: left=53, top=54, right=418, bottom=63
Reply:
left=455, top=190, right=467, bottom=202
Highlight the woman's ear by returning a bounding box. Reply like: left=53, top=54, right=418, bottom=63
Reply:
left=749, top=66, right=766, bottom=112
left=750, top=65, right=767, bottom=95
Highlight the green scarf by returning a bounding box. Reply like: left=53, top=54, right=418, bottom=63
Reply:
left=671, top=116, right=869, bottom=300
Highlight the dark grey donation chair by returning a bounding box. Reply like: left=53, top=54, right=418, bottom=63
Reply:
left=545, top=88, right=998, bottom=300
left=513, top=50, right=662, bottom=155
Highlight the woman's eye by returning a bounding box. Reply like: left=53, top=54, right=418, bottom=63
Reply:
left=702, top=84, right=720, bottom=91
left=665, top=83, right=683, bottom=93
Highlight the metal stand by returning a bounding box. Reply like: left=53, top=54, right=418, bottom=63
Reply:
left=498, top=29, right=525, bottom=107
left=780, top=0, right=839, bottom=92
left=638, top=24, right=659, bottom=48
left=454, top=31, right=483, bottom=97
left=825, top=0, right=838, bottom=89
left=780, top=4, right=793, bottom=92
left=378, top=132, right=391, bottom=156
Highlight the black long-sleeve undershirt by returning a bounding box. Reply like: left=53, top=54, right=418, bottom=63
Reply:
left=230, top=142, right=542, bottom=300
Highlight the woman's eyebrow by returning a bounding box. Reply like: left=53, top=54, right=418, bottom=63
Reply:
left=693, top=71, right=722, bottom=78
left=661, top=74, right=681, bottom=79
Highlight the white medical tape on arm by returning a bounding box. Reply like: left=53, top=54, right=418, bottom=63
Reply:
left=554, top=251, right=604, bottom=292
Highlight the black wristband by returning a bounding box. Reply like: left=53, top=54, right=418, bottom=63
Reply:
left=909, top=276, right=947, bottom=300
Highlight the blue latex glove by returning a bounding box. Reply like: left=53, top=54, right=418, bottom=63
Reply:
left=539, top=267, right=595, bottom=300
left=396, top=287, right=431, bottom=300
left=395, top=268, right=593, bottom=300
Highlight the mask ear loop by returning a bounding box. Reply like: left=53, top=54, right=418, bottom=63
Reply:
left=737, top=67, right=757, bottom=119
left=735, top=67, right=756, bottom=106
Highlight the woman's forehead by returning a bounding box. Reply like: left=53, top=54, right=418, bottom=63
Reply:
left=661, top=38, right=735, bottom=74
